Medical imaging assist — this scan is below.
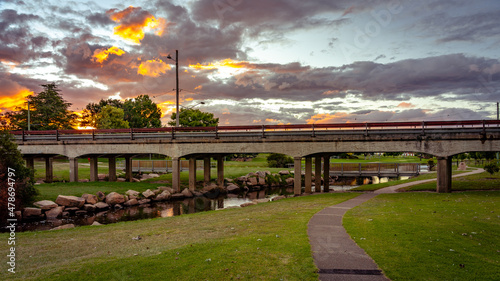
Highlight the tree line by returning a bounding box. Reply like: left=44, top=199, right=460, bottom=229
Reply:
left=1, top=83, right=218, bottom=130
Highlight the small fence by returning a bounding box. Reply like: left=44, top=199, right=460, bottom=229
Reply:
left=328, top=163, right=420, bottom=177
left=123, top=160, right=217, bottom=173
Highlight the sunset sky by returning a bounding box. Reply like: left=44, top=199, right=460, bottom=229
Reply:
left=1, top=0, right=499, bottom=126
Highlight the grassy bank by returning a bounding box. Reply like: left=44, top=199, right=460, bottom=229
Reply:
left=400, top=172, right=500, bottom=192
left=344, top=191, right=499, bottom=280
left=1, top=193, right=358, bottom=280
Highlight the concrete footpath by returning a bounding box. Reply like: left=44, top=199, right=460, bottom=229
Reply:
left=308, top=168, right=484, bottom=281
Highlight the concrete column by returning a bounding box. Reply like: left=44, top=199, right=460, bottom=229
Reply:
left=216, top=156, right=224, bottom=187
left=314, top=156, right=322, bottom=192
left=305, top=157, right=312, bottom=193
left=124, top=156, right=132, bottom=182
left=45, top=157, right=53, bottom=183
left=172, top=157, right=181, bottom=193
left=323, top=155, right=330, bottom=192
left=69, top=157, right=78, bottom=182
left=294, top=157, right=302, bottom=196
left=189, top=158, right=197, bottom=191
left=25, top=157, right=34, bottom=170
left=437, top=156, right=452, bottom=193
left=89, top=156, right=98, bottom=182
left=108, top=156, right=117, bottom=182
left=204, top=157, right=211, bottom=185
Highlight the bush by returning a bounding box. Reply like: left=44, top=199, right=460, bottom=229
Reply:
left=484, top=162, right=500, bottom=175
left=0, top=131, right=38, bottom=221
left=427, top=159, right=435, bottom=171
left=267, top=153, right=293, bottom=168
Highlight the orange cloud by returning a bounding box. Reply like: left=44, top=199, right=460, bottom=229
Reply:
left=397, top=102, right=415, bottom=108
left=108, top=6, right=166, bottom=44
left=189, top=59, right=248, bottom=70
left=137, top=59, right=171, bottom=77
left=307, top=113, right=351, bottom=124
left=0, top=89, right=33, bottom=112
left=92, top=46, right=125, bottom=63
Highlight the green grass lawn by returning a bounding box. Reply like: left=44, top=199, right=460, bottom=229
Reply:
left=400, top=172, right=500, bottom=192
left=343, top=191, right=499, bottom=281
left=0, top=193, right=358, bottom=281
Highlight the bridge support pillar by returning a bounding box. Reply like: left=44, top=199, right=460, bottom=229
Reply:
left=315, top=157, right=322, bottom=192
left=323, top=155, right=330, bottom=192
left=437, top=156, right=452, bottom=193
left=204, top=157, right=211, bottom=185
left=305, top=157, right=312, bottom=193
left=294, top=157, right=302, bottom=196
left=89, top=157, right=98, bottom=182
left=25, top=157, right=34, bottom=170
left=45, top=157, right=53, bottom=183
left=69, top=157, right=78, bottom=182
left=108, top=156, right=116, bottom=182
left=189, top=158, right=197, bottom=191
left=124, top=156, right=132, bottom=182
left=216, top=156, right=224, bottom=187
left=172, top=157, right=180, bottom=193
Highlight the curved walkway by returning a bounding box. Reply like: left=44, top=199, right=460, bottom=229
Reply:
left=308, top=168, right=484, bottom=281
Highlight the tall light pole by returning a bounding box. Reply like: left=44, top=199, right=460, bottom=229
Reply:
left=167, top=50, right=179, bottom=127
left=27, top=99, right=31, bottom=131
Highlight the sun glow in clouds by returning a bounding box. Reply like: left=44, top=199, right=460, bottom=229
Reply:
left=108, top=6, right=166, bottom=44
left=189, top=59, right=248, bottom=79
left=92, top=46, right=125, bottom=63
left=137, top=59, right=171, bottom=77
left=0, top=89, right=33, bottom=112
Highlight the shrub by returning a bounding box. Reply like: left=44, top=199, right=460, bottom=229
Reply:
left=266, top=153, right=293, bottom=168
left=484, top=162, right=500, bottom=175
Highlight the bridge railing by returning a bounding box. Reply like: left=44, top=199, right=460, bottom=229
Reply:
left=329, top=163, right=421, bottom=176
left=10, top=120, right=500, bottom=141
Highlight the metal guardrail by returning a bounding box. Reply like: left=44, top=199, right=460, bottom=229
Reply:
left=10, top=120, right=500, bottom=142
left=124, top=160, right=217, bottom=173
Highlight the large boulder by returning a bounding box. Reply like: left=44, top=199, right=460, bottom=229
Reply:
left=81, top=194, right=98, bottom=205
left=33, top=200, right=58, bottom=210
left=95, top=202, right=109, bottom=210
left=96, top=191, right=106, bottom=202
left=181, top=188, right=194, bottom=198
left=55, top=195, right=85, bottom=208
left=247, top=177, right=258, bottom=186
left=125, top=190, right=140, bottom=199
left=142, top=189, right=155, bottom=199
left=124, top=199, right=139, bottom=206
left=45, top=206, right=64, bottom=219
left=258, top=177, right=266, bottom=185
left=23, top=207, right=42, bottom=219
left=51, top=224, right=75, bottom=230
left=158, top=186, right=174, bottom=194
left=285, top=178, right=294, bottom=185
left=226, top=184, right=240, bottom=193
left=105, top=192, right=125, bottom=205
left=83, top=204, right=97, bottom=212
left=279, top=170, right=290, bottom=175
left=154, top=191, right=171, bottom=201
left=256, top=171, right=267, bottom=178
left=236, top=176, right=247, bottom=182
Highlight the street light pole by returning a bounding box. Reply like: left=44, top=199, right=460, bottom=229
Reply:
left=27, top=100, right=31, bottom=131
left=175, top=50, right=179, bottom=127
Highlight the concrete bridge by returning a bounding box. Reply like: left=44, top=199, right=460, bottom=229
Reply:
left=12, top=120, right=500, bottom=195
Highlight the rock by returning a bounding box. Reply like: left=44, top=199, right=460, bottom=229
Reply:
left=65, top=207, right=80, bottom=213
left=203, top=183, right=218, bottom=192
left=279, top=170, right=290, bottom=175
left=81, top=194, right=98, bottom=205
left=237, top=176, right=247, bottom=182
left=181, top=188, right=194, bottom=198
left=51, top=224, right=75, bottom=230
left=95, top=202, right=110, bottom=210
left=78, top=179, right=89, bottom=183
left=240, top=202, right=257, bottom=207
left=171, top=193, right=185, bottom=200
left=113, top=204, right=123, bottom=210
left=225, top=178, right=234, bottom=183
left=45, top=206, right=64, bottom=219
left=192, top=191, right=204, bottom=197
left=14, top=211, right=22, bottom=221
left=247, top=177, right=258, bottom=186
left=272, top=195, right=286, bottom=201
left=83, top=204, right=97, bottom=212
left=96, top=191, right=106, bottom=202
left=23, top=207, right=42, bottom=218
left=158, top=186, right=174, bottom=193
left=132, top=178, right=141, bottom=182
left=142, top=189, right=155, bottom=199
left=105, top=192, right=125, bottom=205
left=154, top=191, right=171, bottom=201
left=55, top=195, right=85, bottom=208
left=256, top=171, right=267, bottom=178
left=138, top=199, right=151, bottom=205
left=258, top=177, right=266, bottom=185
left=149, top=173, right=160, bottom=178
left=153, top=189, right=163, bottom=195
left=285, top=178, right=294, bottom=185
left=33, top=200, right=58, bottom=210
left=226, top=184, right=240, bottom=193
left=246, top=172, right=256, bottom=177
left=126, top=189, right=140, bottom=197
left=75, top=210, right=87, bottom=216
left=98, top=174, right=107, bottom=180
left=117, top=178, right=126, bottom=182
left=124, top=199, right=139, bottom=206
left=62, top=212, right=70, bottom=218
left=91, top=221, right=102, bottom=226
left=253, top=198, right=270, bottom=204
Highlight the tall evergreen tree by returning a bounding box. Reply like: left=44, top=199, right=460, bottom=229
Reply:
left=123, top=95, right=162, bottom=128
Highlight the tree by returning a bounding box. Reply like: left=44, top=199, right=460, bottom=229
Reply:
left=80, top=98, right=124, bottom=128
left=0, top=131, right=38, bottom=221
left=123, top=95, right=162, bottom=128
left=169, top=108, right=219, bottom=127
left=267, top=153, right=293, bottom=168
left=95, top=105, right=129, bottom=129
left=9, top=83, right=77, bottom=130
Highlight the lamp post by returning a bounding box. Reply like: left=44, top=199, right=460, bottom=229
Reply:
left=27, top=99, right=31, bottom=131
left=167, top=50, right=179, bottom=127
